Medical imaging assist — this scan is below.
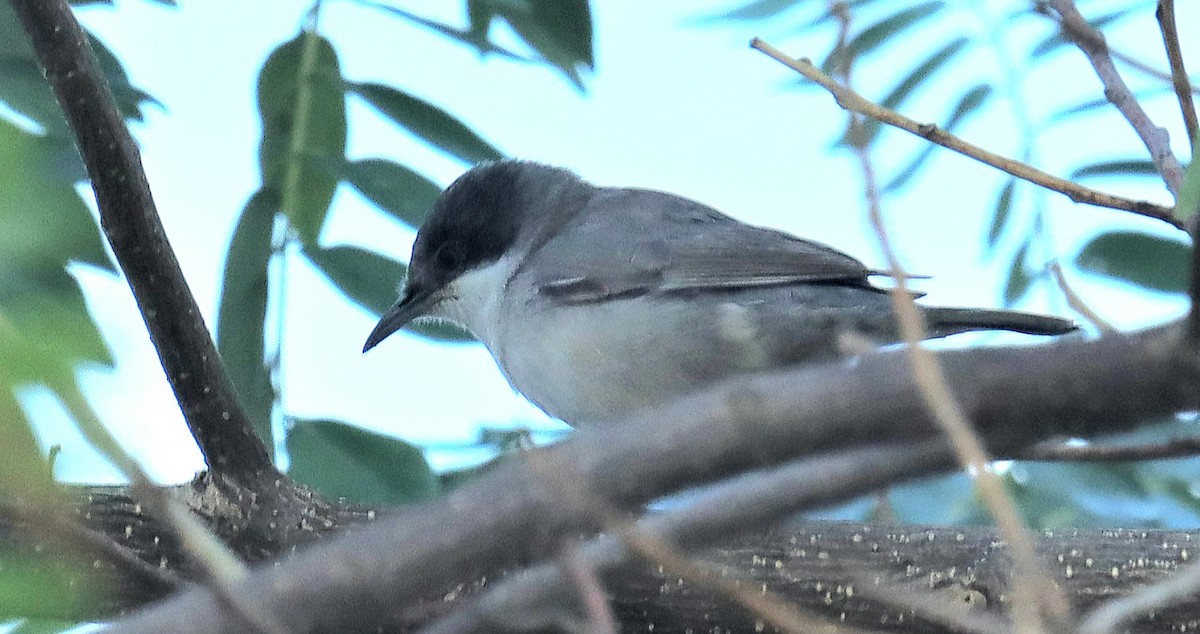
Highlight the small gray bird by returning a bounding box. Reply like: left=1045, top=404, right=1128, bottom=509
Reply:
left=363, top=161, right=1076, bottom=425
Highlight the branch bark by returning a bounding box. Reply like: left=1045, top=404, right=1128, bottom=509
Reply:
left=8, top=0, right=271, bottom=476
left=106, top=323, right=1200, bottom=634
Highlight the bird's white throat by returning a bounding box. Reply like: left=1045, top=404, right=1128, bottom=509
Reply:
left=427, top=255, right=520, bottom=346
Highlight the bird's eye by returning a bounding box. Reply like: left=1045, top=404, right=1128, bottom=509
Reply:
left=434, top=241, right=465, bottom=271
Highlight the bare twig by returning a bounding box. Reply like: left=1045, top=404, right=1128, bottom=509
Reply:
left=1024, top=433, right=1200, bottom=462
left=1048, top=261, right=1115, bottom=334
left=418, top=441, right=957, bottom=634
left=749, top=38, right=1183, bottom=230
left=851, top=125, right=1065, bottom=634
left=1107, top=45, right=1200, bottom=95
left=527, top=456, right=833, bottom=634
left=1156, top=0, right=1199, bottom=150
left=559, top=547, right=618, bottom=634
left=1044, top=0, right=1186, bottom=197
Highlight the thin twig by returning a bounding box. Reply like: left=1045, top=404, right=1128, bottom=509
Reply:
left=1156, top=0, right=1199, bottom=150
left=1024, top=434, right=1200, bottom=462
left=1044, top=0, right=1186, bottom=197
left=559, top=547, right=618, bottom=634
left=749, top=38, right=1183, bottom=230
left=1048, top=261, right=1115, bottom=334
left=527, top=455, right=840, bottom=634
left=852, top=137, right=1065, bottom=633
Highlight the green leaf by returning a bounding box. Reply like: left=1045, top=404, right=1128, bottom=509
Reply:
left=286, top=418, right=439, bottom=505
left=0, top=548, right=96, bottom=620
left=0, top=389, right=54, bottom=498
left=257, top=32, right=347, bottom=245
left=1070, top=159, right=1161, bottom=180
left=217, top=190, right=279, bottom=447
left=470, top=0, right=594, bottom=87
left=0, top=120, right=110, bottom=276
left=823, top=1, right=945, bottom=73
left=856, top=37, right=969, bottom=145
left=339, top=158, right=441, bottom=228
left=1075, top=230, right=1189, bottom=294
left=360, top=3, right=524, bottom=60
left=1003, top=238, right=1032, bottom=304
left=302, top=244, right=474, bottom=342
left=1177, top=136, right=1200, bottom=220
left=881, top=84, right=992, bottom=191
left=350, top=83, right=503, bottom=164
left=703, top=0, right=805, bottom=21
left=1050, top=87, right=1173, bottom=121
left=986, top=178, right=1016, bottom=250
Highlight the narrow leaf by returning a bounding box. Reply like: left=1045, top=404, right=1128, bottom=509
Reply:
left=1070, top=160, right=1160, bottom=180
left=257, top=32, right=347, bottom=244
left=882, top=84, right=992, bottom=191
left=340, top=158, right=440, bottom=228
left=1003, top=239, right=1033, bottom=304
left=302, top=244, right=473, bottom=342
left=1031, top=9, right=1132, bottom=58
left=286, top=418, right=439, bottom=505
left=216, top=190, right=279, bottom=447
left=488, top=0, right=594, bottom=86
left=857, top=37, right=968, bottom=145
left=350, top=82, right=503, bottom=164
left=823, top=2, right=945, bottom=73
left=1076, top=231, right=1188, bottom=294
left=986, top=178, right=1017, bottom=250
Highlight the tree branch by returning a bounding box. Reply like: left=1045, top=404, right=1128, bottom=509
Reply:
left=1045, top=0, right=1187, bottom=198
left=107, top=323, right=1199, bottom=633
left=1156, top=0, right=1199, bottom=151
left=749, top=38, right=1183, bottom=230
left=7, top=0, right=272, bottom=476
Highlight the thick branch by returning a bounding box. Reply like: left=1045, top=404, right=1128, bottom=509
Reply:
left=107, top=324, right=1200, bottom=634
left=7, top=0, right=271, bottom=475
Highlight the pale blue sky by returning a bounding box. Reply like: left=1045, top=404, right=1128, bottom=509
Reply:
left=27, top=0, right=1193, bottom=482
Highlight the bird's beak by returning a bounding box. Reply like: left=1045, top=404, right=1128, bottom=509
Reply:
left=362, top=285, right=440, bottom=352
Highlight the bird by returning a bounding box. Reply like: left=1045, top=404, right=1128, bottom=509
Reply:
left=363, top=161, right=1077, bottom=426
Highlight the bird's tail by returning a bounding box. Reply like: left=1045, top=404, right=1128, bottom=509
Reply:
left=924, top=307, right=1078, bottom=337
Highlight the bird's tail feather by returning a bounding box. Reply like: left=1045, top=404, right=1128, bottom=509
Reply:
left=924, top=307, right=1078, bottom=337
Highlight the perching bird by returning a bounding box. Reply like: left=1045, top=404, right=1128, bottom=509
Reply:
left=363, top=161, right=1076, bottom=425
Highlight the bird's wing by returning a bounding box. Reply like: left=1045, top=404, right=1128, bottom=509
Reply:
left=530, top=187, right=883, bottom=304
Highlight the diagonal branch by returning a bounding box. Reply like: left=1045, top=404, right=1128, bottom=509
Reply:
left=1045, top=0, right=1186, bottom=198
left=7, top=0, right=272, bottom=475
left=749, top=38, right=1183, bottom=230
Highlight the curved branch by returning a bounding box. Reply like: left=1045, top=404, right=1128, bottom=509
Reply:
left=108, top=323, right=1200, bottom=634
left=7, top=0, right=272, bottom=475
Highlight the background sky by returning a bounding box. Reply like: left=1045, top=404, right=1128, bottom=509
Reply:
left=24, top=0, right=1194, bottom=483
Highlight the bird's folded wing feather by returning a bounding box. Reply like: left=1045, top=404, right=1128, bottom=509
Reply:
left=531, top=188, right=880, bottom=304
